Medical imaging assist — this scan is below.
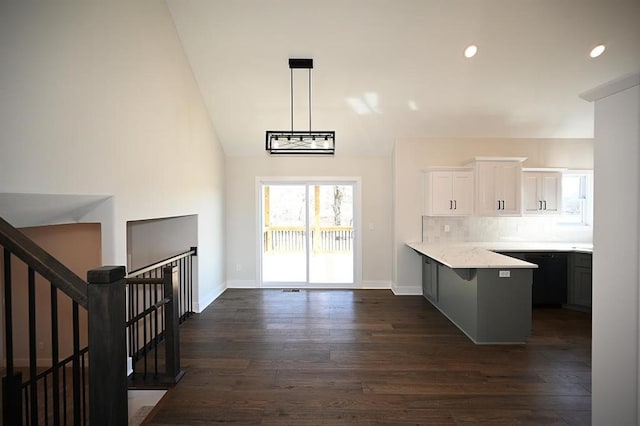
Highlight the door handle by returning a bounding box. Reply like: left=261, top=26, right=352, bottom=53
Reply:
left=539, top=200, right=542, bottom=210
left=453, top=200, right=457, bottom=210
left=497, top=200, right=501, bottom=210
left=449, top=200, right=453, bottom=210
left=543, top=200, right=547, bottom=210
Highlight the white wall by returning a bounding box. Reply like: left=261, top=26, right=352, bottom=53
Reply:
left=392, top=138, right=594, bottom=294
left=225, top=155, right=392, bottom=288
left=0, top=2, right=226, bottom=311
left=585, top=74, right=640, bottom=425
left=127, top=215, right=198, bottom=271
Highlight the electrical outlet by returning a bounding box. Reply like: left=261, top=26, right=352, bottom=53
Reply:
left=499, top=270, right=511, bottom=278
left=444, top=224, right=450, bottom=233
left=235, top=264, right=242, bottom=272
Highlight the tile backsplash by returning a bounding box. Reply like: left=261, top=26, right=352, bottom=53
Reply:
left=422, top=216, right=592, bottom=244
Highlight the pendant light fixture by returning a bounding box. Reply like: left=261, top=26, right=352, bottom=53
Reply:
left=266, top=58, right=335, bottom=155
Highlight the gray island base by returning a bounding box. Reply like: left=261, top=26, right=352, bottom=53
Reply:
left=408, top=242, right=537, bottom=344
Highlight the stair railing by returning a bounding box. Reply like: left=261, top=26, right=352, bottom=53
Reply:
left=125, top=266, right=184, bottom=388
left=0, top=216, right=128, bottom=425
left=126, top=247, right=197, bottom=324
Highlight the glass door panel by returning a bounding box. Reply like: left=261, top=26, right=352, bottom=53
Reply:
left=261, top=184, right=307, bottom=283
left=309, top=184, right=354, bottom=284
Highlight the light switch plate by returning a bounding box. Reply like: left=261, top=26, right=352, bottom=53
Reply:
left=499, top=270, right=511, bottom=278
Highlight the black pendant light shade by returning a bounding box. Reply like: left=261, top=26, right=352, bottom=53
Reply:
left=265, top=130, right=335, bottom=155
left=265, top=58, right=335, bottom=155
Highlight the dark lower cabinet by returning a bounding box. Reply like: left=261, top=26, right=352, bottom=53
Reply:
left=498, top=252, right=568, bottom=306
left=567, top=252, right=592, bottom=309
left=422, top=256, right=438, bottom=302
left=526, top=253, right=568, bottom=305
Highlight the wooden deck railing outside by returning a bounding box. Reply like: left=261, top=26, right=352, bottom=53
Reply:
left=263, top=226, right=353, bottom=253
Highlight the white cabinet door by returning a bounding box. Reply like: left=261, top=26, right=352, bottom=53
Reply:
left=522, top=173, right=541, bottom=213
left=424, top=170, right=473, bottom=216
left=522, top=171, right=562, bottom=215
left=497, top=164, right=522, bottom=215
left=540, top=174, right=561, bottom=213
left=451, top=172, right=474, bottom=215
left=475, top=163, right=499, bottom=215
left=475, top=162, right=522, bottom=216
left=430, top=172, right=454, bottom=215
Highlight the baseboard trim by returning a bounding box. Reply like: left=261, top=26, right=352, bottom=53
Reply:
left=226, top=280, right=258, bottom=289
left=391, top=282, right=422, bottom=296
left=227, top=280, right=391, bottom=290
left=360, top=280, right=392, bottom=289
left=195, top=283, right=226, bottom=312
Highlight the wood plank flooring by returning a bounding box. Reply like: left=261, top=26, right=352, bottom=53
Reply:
left=143, top=289, right=591, bottom=425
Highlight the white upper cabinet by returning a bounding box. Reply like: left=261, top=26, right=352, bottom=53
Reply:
left=522, top=169, right=563, bottom=215
left=467, top=157, right=526, bottom=216
left=423, top=168, right=474, bottom=216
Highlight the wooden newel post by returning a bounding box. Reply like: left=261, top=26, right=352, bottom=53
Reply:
left=87, top=266, right=127, bottom=426
left=164, top=266, right=184, bottom=383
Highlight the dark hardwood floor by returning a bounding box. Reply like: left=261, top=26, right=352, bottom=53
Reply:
left=143, top=289, right=591, bottom=425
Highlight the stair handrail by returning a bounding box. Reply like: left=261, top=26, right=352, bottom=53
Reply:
left=126, top=247, right=196, bottom=278
left=0, top=216, right=88, bottom=307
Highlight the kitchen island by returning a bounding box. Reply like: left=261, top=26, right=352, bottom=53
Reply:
left=407, top=242, right=538, bottom=344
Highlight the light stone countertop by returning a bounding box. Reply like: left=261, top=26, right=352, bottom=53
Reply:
left=406, top=242, right=539, bottom=269
left=406, top=241, right=594, bottom=269
left=462, top=241, right=593, bottom=254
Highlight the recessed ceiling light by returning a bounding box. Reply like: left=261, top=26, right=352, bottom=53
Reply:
left=590, top=44, right=605, bottom=58
left=464, top=44, right=478, bottom=58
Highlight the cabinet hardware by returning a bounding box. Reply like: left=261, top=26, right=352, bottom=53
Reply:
left=538, top=200, right=543, bottom=210
left=449, top=200, right=453, bottom=210
left=497, top=200, right=501, bottom=210
left=543, top=200, right=547, bottom=210
left=453, top=200, right=457, bottom=210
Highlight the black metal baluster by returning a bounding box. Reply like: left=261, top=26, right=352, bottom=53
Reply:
left=143, top=281, right=148, bottom=379
left=128, top=281, right=133, bottom=361
left=184, top=256, right=189, bottom=319
left=50, top=284, right=60, bottom=425
left=189, top=252, right=194, bottom=316
left=4, top=249, right=15, bottom=377
left=62, top=363, right=67, bottom=426
left=23, top=386, right=29, bottom=424
left=81, top=352, right=87, bottom=425
left=43, top=376, right=49, bottom=426
left=132, top=281, right=138, bottom=379
left=28, top=267, right=38, bottom=425
left=153, top=281, right=159, bottom=378
left=180, top=259, right=185, bottom=321
left=72, top=301, right=80, bottom=425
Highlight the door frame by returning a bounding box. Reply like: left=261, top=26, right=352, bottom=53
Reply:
left=256, top=176, right=362, bottom=288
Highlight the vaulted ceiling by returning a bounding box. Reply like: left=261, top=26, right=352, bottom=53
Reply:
left=166, top=0, right=640, bottom=157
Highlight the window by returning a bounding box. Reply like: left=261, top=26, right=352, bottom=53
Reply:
left=561, top=171, right=593, bottom=225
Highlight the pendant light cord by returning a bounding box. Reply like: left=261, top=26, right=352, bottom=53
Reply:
left=309, top=68, right=312, bottom=133
left=289, top=63, right=314, bottom=136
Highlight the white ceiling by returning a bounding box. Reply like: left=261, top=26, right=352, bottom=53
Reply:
left=166, top=0, right=640, bottom=157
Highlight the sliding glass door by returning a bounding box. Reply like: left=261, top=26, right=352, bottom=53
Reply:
left=260, top=181, right=355, bottom=285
